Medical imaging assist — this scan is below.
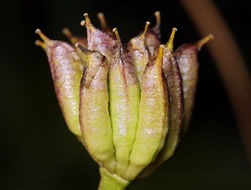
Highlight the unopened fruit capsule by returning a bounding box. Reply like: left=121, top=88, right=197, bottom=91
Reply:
left=124, top=45, right=169, bottom=180
left=35, top=29, right=83, bottom=136
left=78, top=44, right=116, bottom=172
left=139, top=28, right=184, bottom=178
left=109, top=28, right=140, bottom=175
left=127, top=21, right=150, bottom=86
left=175, top=34, right=214, bottom=134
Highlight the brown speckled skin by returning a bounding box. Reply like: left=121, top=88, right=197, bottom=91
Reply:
left=46, top=41, right=84, bottom=136
left=145, top=31, right=161, bottom=57
left=175, top=43, right=199, bottom=135
left=162, top=49, right=184, bottom=149
left=79, top=50, right=116, bottom=173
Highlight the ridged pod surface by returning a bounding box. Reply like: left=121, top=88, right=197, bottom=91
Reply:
left=109, top=29, right=140, bottom=175
left=124, top=45, right=169, bottom=181
left=78, top=46, right=116, bottom=172
left=139, top=28, right=184, bottom=178
left=36, top=11, right=213, bottom=190
left=175, top=35, right=213, bottom=134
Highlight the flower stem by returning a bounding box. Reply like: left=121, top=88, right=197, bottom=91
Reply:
left=98, top=167, right=129, bottom=190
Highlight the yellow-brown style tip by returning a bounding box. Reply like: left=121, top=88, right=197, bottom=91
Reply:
left=35, top=40, right=46, bottom=50
left=112, top=28, right=120, bottom=41
left=97, top=12, right=107, bottom=30
left=156, top=44, right=164, bottom=66
left=139, top=21, right=150, bottom=39
left=166, top=27, right=177, bottom=52
left=83, top=13, right=91, bottom=25
left=62, top=28, right=72, bottom=38
left=197, top=34, right=214, bottom=50
left=154, top=11, right=161, bottom=26
left=35, top=28, right=50, bottom=44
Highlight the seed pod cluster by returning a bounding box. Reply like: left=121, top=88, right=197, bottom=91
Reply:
left=36, top=11, right=213, bottom=187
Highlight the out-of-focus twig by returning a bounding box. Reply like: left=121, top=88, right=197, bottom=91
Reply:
left=181, top=0, right=251, bottom=163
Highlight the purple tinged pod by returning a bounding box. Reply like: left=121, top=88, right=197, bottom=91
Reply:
left=81, top=13, right=119, bottom=62
left=145, top=11, right=161, bottom=56
left=78, top=44, right=116, bottom=173
left=35, top=29, right=84, bottom=136
left=175, top=34, right=214, bottom=135
left=127, top=21, right=150, bottom=86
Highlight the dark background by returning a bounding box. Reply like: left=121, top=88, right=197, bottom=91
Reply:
left=1, top=0, right=251, bottom=189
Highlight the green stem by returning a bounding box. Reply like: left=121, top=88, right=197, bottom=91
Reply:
left=98, top=167, right=130, bottom=190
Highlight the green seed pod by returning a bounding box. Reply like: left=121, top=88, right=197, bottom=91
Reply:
left=175, top=34, right=213, bottom=135
left=109, top=28, right=140, bottom=175
left=78, top=44, right=116, bottom=172
left=81, top=13, right=119, bottom=62
left=124, top=45, right=169, bottom=181
left=35, top=29, right=84, bottom=136
left=139, top=28, right=184, bottom=178
left=127, top=22, right=150, bottom=86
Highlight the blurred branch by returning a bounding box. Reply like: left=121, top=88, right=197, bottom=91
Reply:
left=181, top=0, right=251, bottom=163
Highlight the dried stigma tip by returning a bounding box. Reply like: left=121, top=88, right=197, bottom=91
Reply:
left=62, top=28, right=72, bottom=38
left=35, top=28, right=50, bottom=43
left=112, top=28, right=120, bottom=41
left=197, top=34, right=214, bottom=50
left=154, top=11, right=161, bottom=26
left=139, top=21, right=150, bottom=39
left=35, top=40, right=46, bottom=50
left=80, top=20, right=86, bottom=27
left=97, top=12, right=109, bottom=31
left=156, top=44, right=165, bottom=65
left=166, top=28, right=177, bottom=52
left=83, top=13, right=91, bottom=25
